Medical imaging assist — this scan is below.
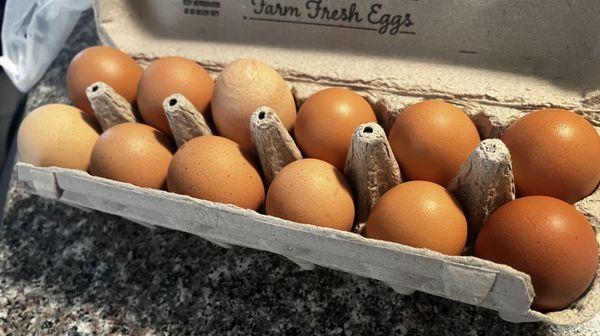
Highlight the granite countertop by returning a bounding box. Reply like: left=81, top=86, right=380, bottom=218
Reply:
left=0, top=12, right=598, bottom=336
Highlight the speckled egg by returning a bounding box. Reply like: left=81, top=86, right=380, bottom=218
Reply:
left=167, top=135, right=265, bottom=210
left=266, top=158, right=355, bottom=231
left=212, top=59, right=297, bottom=154
left=90, top=123, right=174, bottom=189
left=17, top=104, right=100, bottom=170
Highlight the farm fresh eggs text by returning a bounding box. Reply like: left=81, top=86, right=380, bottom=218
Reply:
left=250, top=0, right=414, bottom=35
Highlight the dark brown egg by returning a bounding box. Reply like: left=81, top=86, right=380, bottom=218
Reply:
left=501, top=108, right=600, bottom=203
left=475, top=196, right=598, bottom=312
left=67, top=46, right=142, bottom=118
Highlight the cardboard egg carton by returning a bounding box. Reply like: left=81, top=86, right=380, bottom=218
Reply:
left=15, top=0, right=600, bottom=324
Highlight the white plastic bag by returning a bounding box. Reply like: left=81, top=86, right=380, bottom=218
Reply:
left=0, top=0, right=91, bottom=92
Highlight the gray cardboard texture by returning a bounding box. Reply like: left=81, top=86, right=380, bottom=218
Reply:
left=16, top=163, right=534, bottom=316
left=94, top=0, right=600, bottom=115
left=14, top=0, right=600, bottom=326
left=448, top=139, right=516, bottom=243
left=16, top=161, right=600, bottom=324
left=344, top=122, right=401, bottom=227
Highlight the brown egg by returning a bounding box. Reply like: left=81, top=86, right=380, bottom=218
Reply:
left=295, top=88, right=377, bottom=171
left=388, top=100, right=481, bottom=187
left=17, top=104, right=100, bottom=170
left=167, top=136, right=265, bottom=210
left=266, top=159, right=355, bottom=231
left=212, top=59, right=296, bottom=154
left=475, top=196, right=598, bottom=312
left=366, top=181, right=467, bottom=255
left=137, top=57, right=214, bottom=137
left=501, top=109, right=600, bottom=204
left=67, top=46, right=142, bottom=118
left=90, top=123, right=174, bottom=189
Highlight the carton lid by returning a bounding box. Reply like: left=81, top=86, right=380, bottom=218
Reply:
left=94, top=0, right=600, bottom=112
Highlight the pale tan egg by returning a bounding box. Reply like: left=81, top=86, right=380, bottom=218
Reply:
left=212, top=59, right=297, bottom=154
left=17, top=104, right=100, bottom=170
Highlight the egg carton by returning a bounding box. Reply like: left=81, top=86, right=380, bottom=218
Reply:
left=17, top=0, right=600, bottom=325
left=15, top=160, right=600, bottom=326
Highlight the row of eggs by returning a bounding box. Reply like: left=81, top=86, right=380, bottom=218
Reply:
left=17, top=46, right=600, bottom=312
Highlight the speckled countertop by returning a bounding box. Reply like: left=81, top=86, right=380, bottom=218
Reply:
left=0, top=12, right=598, bottom=336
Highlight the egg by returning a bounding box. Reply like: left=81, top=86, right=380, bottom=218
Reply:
left=212, top=59, right=297, bottom=154
left=17, top=104, right=100, bottom=170
left=167, top=136, right=265, bottom=210
left=388, top=100, right=481, bottom=187
left=475, top=196, right=598, bottom=312
left=137, top=57, right=214, bottom=137
left=501, top=109, right=600, bottom=204
left=266, top=159, right=355, bottom=231
left=67, top=46, right=142, bottom=118
left=90, top=123, right=174, bottom=189
left=295, top=88, right=377, bottom=171
left=366, top=181, right=467, bottom=255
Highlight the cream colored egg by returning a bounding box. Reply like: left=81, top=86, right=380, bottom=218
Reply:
left=212, top=59, right=297, bottom=154
left=17, top=104, right=100, bottom=170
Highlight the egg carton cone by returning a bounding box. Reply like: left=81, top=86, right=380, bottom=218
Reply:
left=250, top=106, right=303, bottom=186
left=86, top=81, right=138, bottom=131
left=18, top=0, right=600, bottom=325
left=163, top=93, right=213, bottom=148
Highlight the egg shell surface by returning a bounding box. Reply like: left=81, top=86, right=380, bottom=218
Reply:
left=475, top=196, right=598, bottom=312
left=18, top=104, right=100, bottom=170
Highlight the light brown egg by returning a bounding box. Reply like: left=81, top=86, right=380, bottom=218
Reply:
left=67, top=46, right=142, bottom=118
left=137, top=56, right=214, bottom=137
left=501, top=108, right=600, bottom=204
left=475, top=196, right=598, bottom=312
left=17, top=104, right=100, bottom=170
left=366, top=181, right=467, bottom=255
left=266, top=159, right=355, bottom=231
left=167, top=136, right=265, bottom=210
left=295, top=88, right=377, bottom=171
left=90, top=123, right=174, bottom=189
left=388, top=100, right=481, bottom=187
left=212, top=59, right=297, bottom=154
